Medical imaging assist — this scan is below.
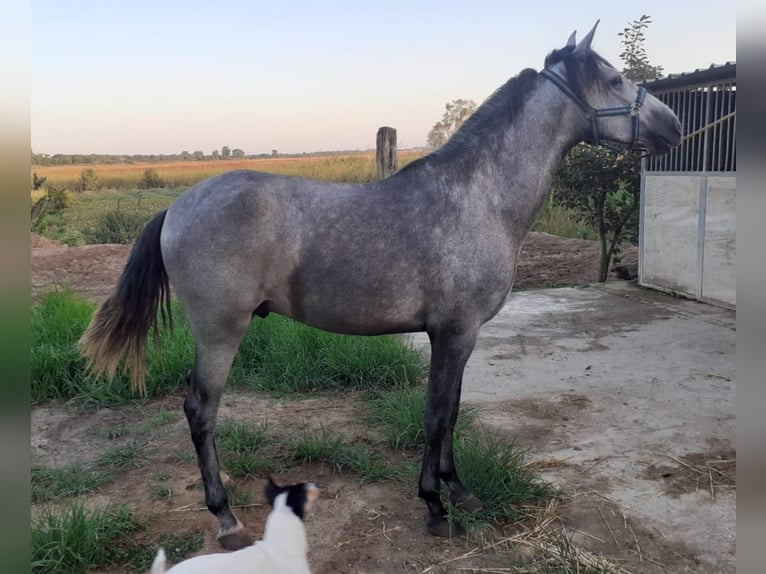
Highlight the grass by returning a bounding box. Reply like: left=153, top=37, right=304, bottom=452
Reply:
left=32, top=290, right=427, bottom=407
left=31, top=503, right=139, bottom=573
left=31, top=465, right=112, bottom=503
left=445, top=430, right=554, bottom=533
left=145, top=406, right=179, bottom=429
left=365, top=384, right=476, bottom=450
left=31, top=290, right=193, bottom=407
left=533, top=202, right=597, bottom=240
left=289, top=428, right=406, bottom=482
left=96, top=442, right=147, bottom=471
left=216, top=420, right=279, bottom=478
left=233, top=314, right=428, bottom=395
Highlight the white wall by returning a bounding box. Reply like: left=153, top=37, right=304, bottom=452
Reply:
left=640, top=174, right=736, bottom=308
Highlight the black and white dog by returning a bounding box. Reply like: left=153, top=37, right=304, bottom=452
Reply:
left=152, top=478, right=318, bottom=574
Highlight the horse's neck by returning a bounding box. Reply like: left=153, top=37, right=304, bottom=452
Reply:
left=467, top=80, right=584, bottom=243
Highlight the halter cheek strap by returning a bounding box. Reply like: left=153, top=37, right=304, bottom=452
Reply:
left=539, top=67, right=646, bottom=149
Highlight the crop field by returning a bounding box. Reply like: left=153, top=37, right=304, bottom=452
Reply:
left=30, top=150, right=426, bottom=192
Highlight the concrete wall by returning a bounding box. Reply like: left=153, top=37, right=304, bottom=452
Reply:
left=640, top=174, right=736, bottom=308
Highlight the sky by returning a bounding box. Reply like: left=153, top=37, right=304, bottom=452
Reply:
left=31, top=1, right=736, bottom=156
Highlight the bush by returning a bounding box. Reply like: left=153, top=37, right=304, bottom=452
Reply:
left=82, top=209, right=154, bottom=244
left=77, top=169, right=99, bottom=192
left=138, top=168, right=164, bottom=189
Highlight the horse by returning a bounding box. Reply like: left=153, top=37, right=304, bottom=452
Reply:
left=79, top=21, right=681, bottom=548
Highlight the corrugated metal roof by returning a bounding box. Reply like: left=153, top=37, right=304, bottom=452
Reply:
left=640, top=62, right=736, bottom=92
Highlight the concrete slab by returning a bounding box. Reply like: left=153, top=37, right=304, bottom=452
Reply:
left=410, top=282, right=735, bottom=573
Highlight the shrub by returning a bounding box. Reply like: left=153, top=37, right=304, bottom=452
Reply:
left=82, top=209, right=153, bottom=244
left=77, top=169, right=99, bottom=192
left=138, top=168, right=164, bottom=189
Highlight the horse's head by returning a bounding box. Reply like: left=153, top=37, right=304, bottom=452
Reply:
left=542, top=21, right=682, bottom=155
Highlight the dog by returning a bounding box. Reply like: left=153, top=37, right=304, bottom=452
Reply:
left=151, top=478, right=318, bottom=574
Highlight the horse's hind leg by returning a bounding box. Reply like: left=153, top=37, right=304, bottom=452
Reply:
left=183, top=311, right=252, bottom=550
left=420, top=327, right=482, bottom=537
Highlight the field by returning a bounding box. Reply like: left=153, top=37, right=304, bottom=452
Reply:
left=31, top=151, right=426, bottom=191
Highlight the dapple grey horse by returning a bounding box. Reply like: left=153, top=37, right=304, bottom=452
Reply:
left=80, top=22, right=681, bottom=547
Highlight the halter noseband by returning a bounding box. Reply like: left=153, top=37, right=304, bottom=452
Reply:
left=540, top=67, right=646, bottom=149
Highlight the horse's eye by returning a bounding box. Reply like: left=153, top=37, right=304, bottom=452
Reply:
left=611, top=77, right=624, bottom=88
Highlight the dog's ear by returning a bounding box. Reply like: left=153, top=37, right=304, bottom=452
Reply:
left=263, top=476, right=281, bottom=507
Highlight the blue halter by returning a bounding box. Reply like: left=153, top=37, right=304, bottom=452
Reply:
left=540, top=67, right=646, bottom=150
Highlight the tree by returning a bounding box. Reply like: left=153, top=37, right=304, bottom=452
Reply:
left=554, top=146, right=641, bottom=281
left=618, top=15, right=664, bottom=82
left=232, top=148, right=245, bottom=158
left=551, top=15, right=661, bottom=281
left=221, top=146, right=231, bottom=159
left=212, top=150, right=220, bottom=160
left=426, top=99, right=477, bottom=148
left=192, top=150, right=205, bottom=161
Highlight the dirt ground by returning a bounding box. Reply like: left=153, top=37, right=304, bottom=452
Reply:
left=32, top=232, right=735, bottom=574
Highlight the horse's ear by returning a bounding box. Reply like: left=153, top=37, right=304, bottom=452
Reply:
left=573, top=20, right=599, bottom=56
left=566, top=30, right=576, bottom=48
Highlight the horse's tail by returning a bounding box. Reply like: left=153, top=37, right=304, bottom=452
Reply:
left=78, top=209, right=172, bottom=396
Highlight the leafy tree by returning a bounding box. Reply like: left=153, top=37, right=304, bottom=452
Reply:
left=221, top=146, right=231, bottom=159
left=192, top=150, right=205, bottom=161
left=232, top=148, right=245, bottom=158
left=618, top=15, right=664, bottom=82
left=427, top=99, right=477, bottom=148
left=212, top=150, right=220, bottom=160
left=554, top=146, right=641, bottom=281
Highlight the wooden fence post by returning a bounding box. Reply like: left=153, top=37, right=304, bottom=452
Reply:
left=376, top=127, right=398, bottom=180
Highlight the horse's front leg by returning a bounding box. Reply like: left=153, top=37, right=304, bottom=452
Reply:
left=419, top=327, right=481, bottom=537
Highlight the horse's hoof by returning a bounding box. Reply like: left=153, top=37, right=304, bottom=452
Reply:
left=217, top=523, right=253, bottom=550
left=454, top=493, right=483, bottom=514
left=426, top=515, right=464, bottom=538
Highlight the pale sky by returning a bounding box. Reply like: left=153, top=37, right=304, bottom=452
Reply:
left=31, top=1, right=736, bottom=156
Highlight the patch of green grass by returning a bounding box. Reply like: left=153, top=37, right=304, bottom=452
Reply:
left=82, top=208, right=155, bottom=244
left=365, top=385, right=476, bottom=450
left=32, top=465, right=112, bottom=502
left=31, top=503, right=139, bottom=573
left=289, top=429, right=403, bottom=482
left=145, top=406, right=179, bottom=429
left=32, top=290, right=426, bottom=407
left=99, top=422, right=129, bottom=440
left=216, top=420, right=279, bottom=477
left=445, top=431, right=554, bottom=533
left=173, top=450, right=196, bottom=464
left=232, top=315, right=428, bottom=394
left=225, top=483, right=252, bottom=507
left=32, top=291, right=193, bottom=407
left=96, top=442, right=146, bottom=471
left=123, top=531, right=204, bottom=573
